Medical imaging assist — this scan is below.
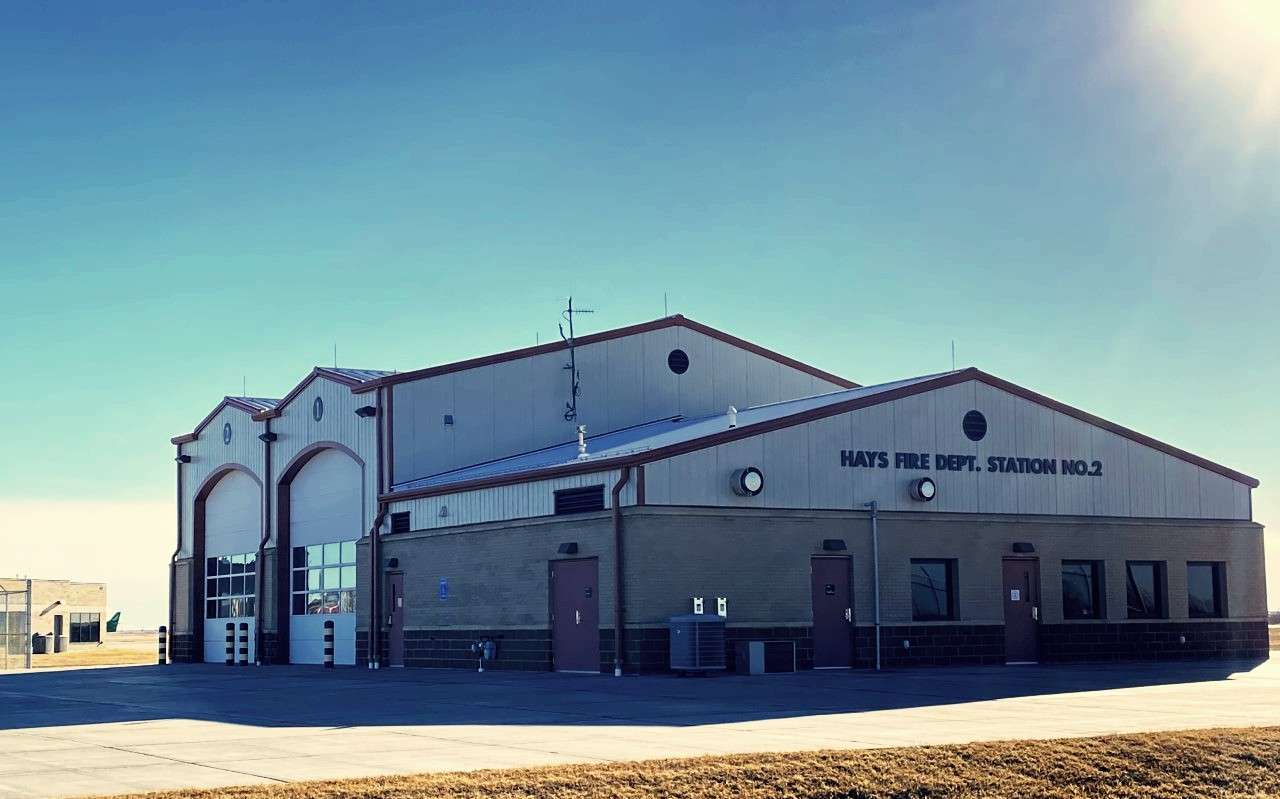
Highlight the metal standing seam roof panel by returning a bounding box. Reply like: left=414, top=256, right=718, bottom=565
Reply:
left=389, top=372, right=951, bottom=493
left=226, top=396, right=281, bottom=413
left=316, top=367, right=396, bottom=383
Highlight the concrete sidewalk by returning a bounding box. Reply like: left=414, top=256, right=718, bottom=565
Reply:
left=1, top=656, right=1277, bottom=798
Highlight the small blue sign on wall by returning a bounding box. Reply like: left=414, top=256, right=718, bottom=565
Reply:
left=438, top=578, right=448, bottom=600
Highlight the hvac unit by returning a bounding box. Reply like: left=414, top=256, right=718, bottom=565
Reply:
left=668, top=613, right=726, bottom=673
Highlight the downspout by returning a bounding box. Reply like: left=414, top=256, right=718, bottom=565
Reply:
left=611, top=466, right=631, bottom=677
left=368, top=386, right=385, bottom=669
left=256, top=419, right=272, bottom=665
left=169, top=444, right=184, bottom=663
left=864, top=500, right=881, bottom=671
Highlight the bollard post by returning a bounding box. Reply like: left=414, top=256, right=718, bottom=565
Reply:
left=157, top=625, right=167, bottom=665
left=238, top=623, right=249, bottom=666
left=323, top=619, right=334, bottom=669
left=225, top=623, right=234, bottom=666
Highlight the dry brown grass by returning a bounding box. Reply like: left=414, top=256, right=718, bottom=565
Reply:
left=32, top=632, right=156, bottom=668
left=1270, top=625, right=1279, bottom=649
left=106, top=726, right=1280, bottom=799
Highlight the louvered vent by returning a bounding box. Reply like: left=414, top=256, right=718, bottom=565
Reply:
left=554, top=485, right=605, bottom=515
left=389, top=511, right=411, bottom=534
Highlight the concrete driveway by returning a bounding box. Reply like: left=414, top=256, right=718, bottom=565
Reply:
left=1, top=656, right=1277, bottom=798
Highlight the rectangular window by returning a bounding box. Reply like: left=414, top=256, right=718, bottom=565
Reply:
left=1126, top=561, right=1167, bottom=619
left=68, top=613, right=101, bottom=643
left=1061, top=560, right=1104, bottom=620
left=204, top=550, right=258, bottom=619
left=911, top=559, right=956, bottom=621
left=554, top=485, right=606, bottom=515
left=291, top=538, right=358, bottom=615
left=1187, top=562, right=1225, bottom=618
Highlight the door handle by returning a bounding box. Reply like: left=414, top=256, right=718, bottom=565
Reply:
left=575, top=610, right=581, bottom=625
left=844, top=608, right=852, bottom=622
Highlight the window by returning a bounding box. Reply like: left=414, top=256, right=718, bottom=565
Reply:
left=1187, top=562, right=1225, bottom=618
left=1061, top=560, right=1104, bottom=620
left=911, top=559, right=956, bottom=621
left=69, top=613, right=101, bottom=643
left=291, top=540, right=357, bottom=616
left=554, top=485, right=605, bottom=515
left=204, top=552, right=257, bottom=619
left=1126, top=561, right=1166, bottom=619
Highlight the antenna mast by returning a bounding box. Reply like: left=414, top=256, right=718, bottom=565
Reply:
left=559, top=297, right=594, bottom=421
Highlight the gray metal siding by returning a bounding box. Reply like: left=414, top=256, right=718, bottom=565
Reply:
left=643, top=381, right=1252, bottom=520
left=390, top=326, right=847, bottom=483
left=178, top=406, right=265, bottom=557
left=389, top=470, right=626, bottom=532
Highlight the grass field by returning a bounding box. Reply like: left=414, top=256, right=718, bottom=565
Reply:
left=1271, top=624, right=1279, bottom=649
left=106, top=726, right=1280, bottom=799
left=29, top=631, right=155, bottom=669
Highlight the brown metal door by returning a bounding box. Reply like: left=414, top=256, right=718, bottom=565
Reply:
left=811, top=557, right=852, bottom=668
left=1002, top=558, right=1040, bottom=663
left=388, top=573, right=405, bottom=667
left=551, top=558, right=599, bottom=673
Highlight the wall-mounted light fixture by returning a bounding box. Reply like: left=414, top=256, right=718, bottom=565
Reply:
left=385, top=557, right=399, bottom=569
left=557, top=542, right=579, bottom=555
left=175, top=454, right=192, bottom=463
left=443, top=414, right=454, bottom=426
left=354, top=406, right=377, bottom=418
left=822, top=538, right=847, bottom=551
left=731, top=467, right=764, bottom=496
left=908, top=477, right=937, bottom=502
left=258, top=432, right=277, bottom=443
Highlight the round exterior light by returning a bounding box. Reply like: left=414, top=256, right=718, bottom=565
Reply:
left=731, top=467, right=764, bottom=497
left=909, top=476, right=937, bottom=502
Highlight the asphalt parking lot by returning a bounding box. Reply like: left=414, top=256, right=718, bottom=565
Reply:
left=1, top=655, right=1277, bottom=798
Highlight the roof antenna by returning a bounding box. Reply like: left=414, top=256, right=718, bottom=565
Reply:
left=243, top=376, right=247, bottom=397
left=664, top=292, right=668, bottom=317
left=333, top=343, right=338, bottom=369
left=951, top=340, right=956, bottom=372
left=559, top=296, right=594, bottom=421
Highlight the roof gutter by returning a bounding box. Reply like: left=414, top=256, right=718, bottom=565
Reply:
left=611, top=467, right=631, bottom=677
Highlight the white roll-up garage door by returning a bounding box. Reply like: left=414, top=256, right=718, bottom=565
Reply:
left=288, top=448, right=362, bottom=665
left=202, top=469, right=260, bottom=663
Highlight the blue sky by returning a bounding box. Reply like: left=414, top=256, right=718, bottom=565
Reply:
left=1, top=2, right=1276, bottom=623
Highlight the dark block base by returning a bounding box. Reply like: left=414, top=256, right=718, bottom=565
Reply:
left=1040, top=620, right=1270, bottom=662
left=260, top=631, right=282, bottom=664
left=169, top=633, right=195, bottom=663
left=866, top=624, right=1007, bottom=667
left=357, top=628, right=622, bottom=673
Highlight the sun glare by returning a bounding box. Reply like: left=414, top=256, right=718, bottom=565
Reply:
left=1135, top=0, right=1280, bottom=145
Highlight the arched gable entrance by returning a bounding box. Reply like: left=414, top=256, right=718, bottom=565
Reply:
left=192, top=464, right=263, bottom=663
left=275, top=443, right=364, bottom=665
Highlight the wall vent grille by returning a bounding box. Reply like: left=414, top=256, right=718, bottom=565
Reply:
left=554, top=485, right=605, bottom=515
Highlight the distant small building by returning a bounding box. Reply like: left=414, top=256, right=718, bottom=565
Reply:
left=0, top=578, right=108, bottom=650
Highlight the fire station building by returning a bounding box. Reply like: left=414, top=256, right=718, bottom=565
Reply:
left=168, top=315, right=1267, bottom=671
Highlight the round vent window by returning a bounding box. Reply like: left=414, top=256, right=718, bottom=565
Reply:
left=962, top=410, right=987, bottom=442
left=667, top=348, right=689, bottom=375
left=222, top=422, right=232, bottom=445
left=312, top=396, right=325, bottom=422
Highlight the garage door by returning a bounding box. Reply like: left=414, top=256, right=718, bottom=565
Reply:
left=202, top=470, right=260, bottom=663
left=288, top=448, right=361, bottom=665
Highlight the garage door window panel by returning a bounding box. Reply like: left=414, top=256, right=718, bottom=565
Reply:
left=292, top=540, right=358, bottom=616
left=205, top=551, right=257, bottom=619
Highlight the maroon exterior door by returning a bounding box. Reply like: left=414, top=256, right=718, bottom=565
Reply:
left=551, top=558, right=599, bottom=673
left=388, top=572, right=405, bottom=667
left=1002, top=558, right=1040, bottom=663
left=811, top=557, right=852, bottom=668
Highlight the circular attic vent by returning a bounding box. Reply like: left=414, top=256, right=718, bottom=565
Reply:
left=312, top=396, right=325, bottom=422
left=962, top=410, right=987, bottom=442
left=667, top=348, right=690, bottom=375
left=222, top=422, right=233, bottom=445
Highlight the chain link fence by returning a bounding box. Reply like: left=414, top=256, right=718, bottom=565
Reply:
left=1, top=582, right=32, bottom=670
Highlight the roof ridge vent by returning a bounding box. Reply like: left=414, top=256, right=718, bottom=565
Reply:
left=727, top=406, right=738, bottom=429
left=576, top=425, right=589, bottom=459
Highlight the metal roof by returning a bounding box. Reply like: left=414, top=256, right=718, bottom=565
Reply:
left=315, top=367, right=395, bottom=383
left=390, top=372, right=949, bottom=493
left=226, top=396, right=281, bottom=413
